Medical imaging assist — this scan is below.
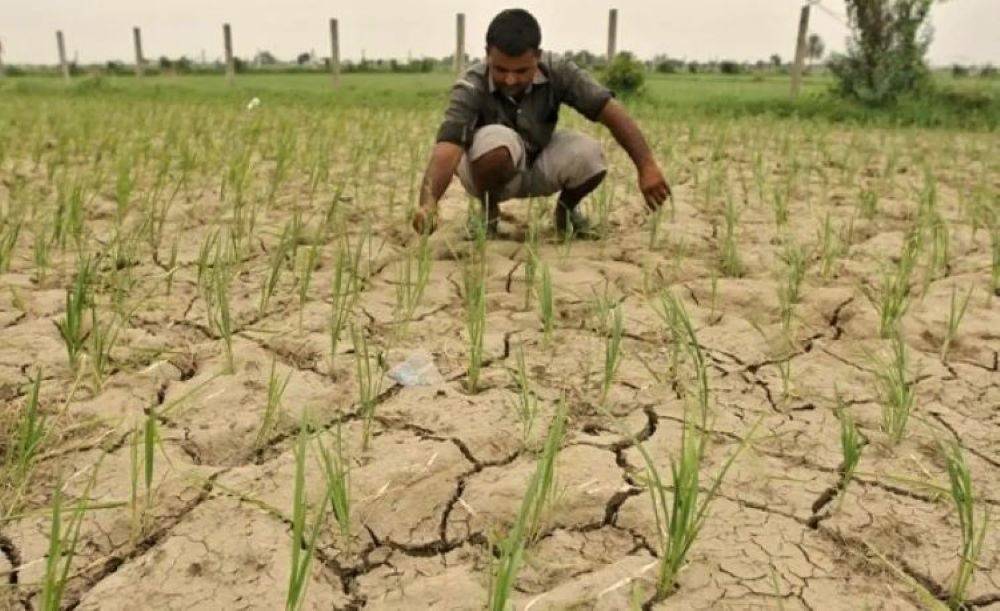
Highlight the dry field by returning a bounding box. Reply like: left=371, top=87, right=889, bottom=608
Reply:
left=0, top=77, right=997, bottom=609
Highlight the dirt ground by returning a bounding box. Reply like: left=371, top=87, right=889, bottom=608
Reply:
left=0, top=103, right=998, bottom=610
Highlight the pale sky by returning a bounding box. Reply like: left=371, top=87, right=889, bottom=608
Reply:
left=2, top=1, right=997, bottom=67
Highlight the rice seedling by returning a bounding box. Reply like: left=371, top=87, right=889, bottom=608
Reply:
left=329, top=234, right=364, bottom=369
left=648, top=205, right=665, bottom=250
left=39, top=473, right=94, bottom=610
left=260, top=223, right=292, bottom=315
left=56, top=256, right=92, bottom=370
left=88, top=305, right=120, bottom=389
left=777, top=240, right=807, bottom=332
left=508, top=345, right=540, bottom=448
left=316, top=423, right=352, bottom=549
left=863, top=233, right=919, bottom=339
left=11, top=370, right=45, bottom=482
left=858, top=187, right=878, bottom=219
left=352, top=325, right=383, bottom=449
left=255, top=355, right=292, bottom=450
left=537, top=263, right=554, bottom=345
left=601, top=306, right=624, bottom=405
left=0, top=218, right=20, bottom=273
left=297, top=242, right=320, bottom=331
left=872, top=334, right=915, bottom=445
left=210, top=261, right=236, bottom=374
left=488, top=399, right=567, bottom=610
left=836, top=396, right=863, bottom=504
left=393, top=234, right=432, bottom=335
left=940, top=285, right=972, bottom=362
left=941, top=441, right=989, bottom=610
left=286, top=420, right=332, bottom=611
left=771, top=183, right=789, bottom=229
left=164, top=237, right=179, bottom=297
left=817, top=212, right=842, bottom=281
left=719, top=189, right=743, bottom=278
left=464, top=233, right=488, bottom=392
left=990, top=224, right=999, bottom=296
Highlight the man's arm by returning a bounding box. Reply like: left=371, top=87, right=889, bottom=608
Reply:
left=411, top=142, right=464, bottom=234
left=597, top=99, right=671, bottom=209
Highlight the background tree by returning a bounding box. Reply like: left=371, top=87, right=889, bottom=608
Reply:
left=829, top=0, right=935, bottom=104
left=807, top=33, right=825, bottom=66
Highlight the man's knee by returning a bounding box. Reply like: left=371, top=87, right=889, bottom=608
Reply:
left=569, top=136, right=607, bottom=188
left=471, top=146, right=517, bottom=194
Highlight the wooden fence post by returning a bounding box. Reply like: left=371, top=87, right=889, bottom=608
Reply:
left=133, top=27, right=144, bottom=77
left=56, top=30, right=69, bottom=80
left=223, top=23, right=234, bottom=84
left=790, top=5, right=811, bottom=98
left=607, top=9, right=618, bottom=64
left=455, top=13, right=466, bottom=74
left=329, top=18, right=340, bottom=86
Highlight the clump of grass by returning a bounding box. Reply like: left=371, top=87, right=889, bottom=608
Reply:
left=873, top=334, right=915, bottom=445
left=11, top=370, right=45, bottom=483
left=352, top=325, right=383, bottom=450
left=88, top=305, right=120, bottom=389
left=601, top=306, right=624, bottom=405
left=817, top=212, right=843, bottom=281
left=394, top=235, right=432, bottom=336
left=836, top=396, right=863, bottom=501
left=0, top=219, right=20, bottom=274
left=537, top=263, right=554, bottom=345
left=488, top=399, right=567, bottom=610
left=863, top=233, right=919, bottom=338
left=259, top=223, right=291, bottom=315
left=316, top=423, right=352, bottom=551
left=56, top=256, right=92, bottom=370
left=329, top=239, right=362, bottom=372
left=719, top=190, right=743, bottom=277
left=286, top=420, right=331, bottom=611
left=858, top=187, right=878, bottom=219
left=509, top=345, right=540, bottom=448
left=297, top=242, right=319, bottom=331
left=940, top=285, right=972, bottom=362
left=637, top=293, right=754, bottom=599
left=464, top=233, right=487, bottom=392
left=941, top=441, right=989, bottom=610
left=255, top=355, right=291, bottom=450
left=776, top=239, right=807, bottom=332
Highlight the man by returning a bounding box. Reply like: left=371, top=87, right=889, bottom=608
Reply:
left=411, top=8, right=670, bottom=238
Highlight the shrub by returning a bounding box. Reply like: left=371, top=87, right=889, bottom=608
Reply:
left=602, top=51, right=645, bottom=95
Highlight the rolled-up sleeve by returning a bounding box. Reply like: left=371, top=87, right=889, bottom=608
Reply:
left=435, top=78, right=480, bottom=147
left=557, top=60, right=614, bottom=121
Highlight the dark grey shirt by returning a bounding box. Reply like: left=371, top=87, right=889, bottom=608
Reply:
left=435, top=54, right=614, bottom=162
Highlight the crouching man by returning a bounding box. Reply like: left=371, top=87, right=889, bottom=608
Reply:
left=411, top=8, right=670, bottom=238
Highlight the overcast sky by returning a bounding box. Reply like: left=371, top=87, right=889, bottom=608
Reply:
left=2, top=0, right=997, bottom=66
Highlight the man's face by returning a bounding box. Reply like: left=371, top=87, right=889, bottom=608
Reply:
left=486, top=47, right=540, bottom=98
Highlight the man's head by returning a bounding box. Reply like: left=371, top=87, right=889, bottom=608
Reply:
left=485, top=9, right=541, bottom=98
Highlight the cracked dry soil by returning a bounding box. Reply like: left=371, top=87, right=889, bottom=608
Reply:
left=0, top=98, right=998, bottom=610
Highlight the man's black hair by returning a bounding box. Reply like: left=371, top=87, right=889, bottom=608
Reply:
left=486, top=9, right=541, bottom=56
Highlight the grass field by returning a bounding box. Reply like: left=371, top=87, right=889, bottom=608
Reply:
left=0, top=71, right=998, bottom=609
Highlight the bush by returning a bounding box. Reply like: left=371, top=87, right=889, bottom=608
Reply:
left=602, top=52, right=645, bottom=95
left=719, top=61, right=743, bottom=75
left=981, top=64, right=998, bottom=78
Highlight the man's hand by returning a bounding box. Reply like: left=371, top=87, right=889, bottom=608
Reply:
left=411, top=204, right=438, bottom=235
left=638, top=161, right=671, bottom=210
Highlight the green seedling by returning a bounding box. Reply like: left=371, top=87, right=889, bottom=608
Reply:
left=601, top=306, right=624, bottom=405
left=352, top=325, right=383, bottom=449
left=12, top=370, right=45, bottom=482
left=394, top=234, right=432, bottom=335
left=863, top=233, right=918, bottom=339
left=40, top=472, right=95, bottom=611
left=873, top=334, right=915, bottom=445
left=940, top=285, right=972, bottom=362
left=316, top=423, right=352, bottom=549
left=88, top=305, right=120, bottom=389
left=255, top=355, right=291, bottom=450
left=941, top=441, right=989, bottom=610
left=56, top=256, right=92, bottom=370
left=464, top=252, right=487, bottom=393
left=297, top=242, right=319, bottom=331
left=509, top=345, right=540, bottom=448
left=488, top=400, right=567, bottom=611
left=538, top=263, right=554, bottom=345
left=286, top=420, right=331, bottom=611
